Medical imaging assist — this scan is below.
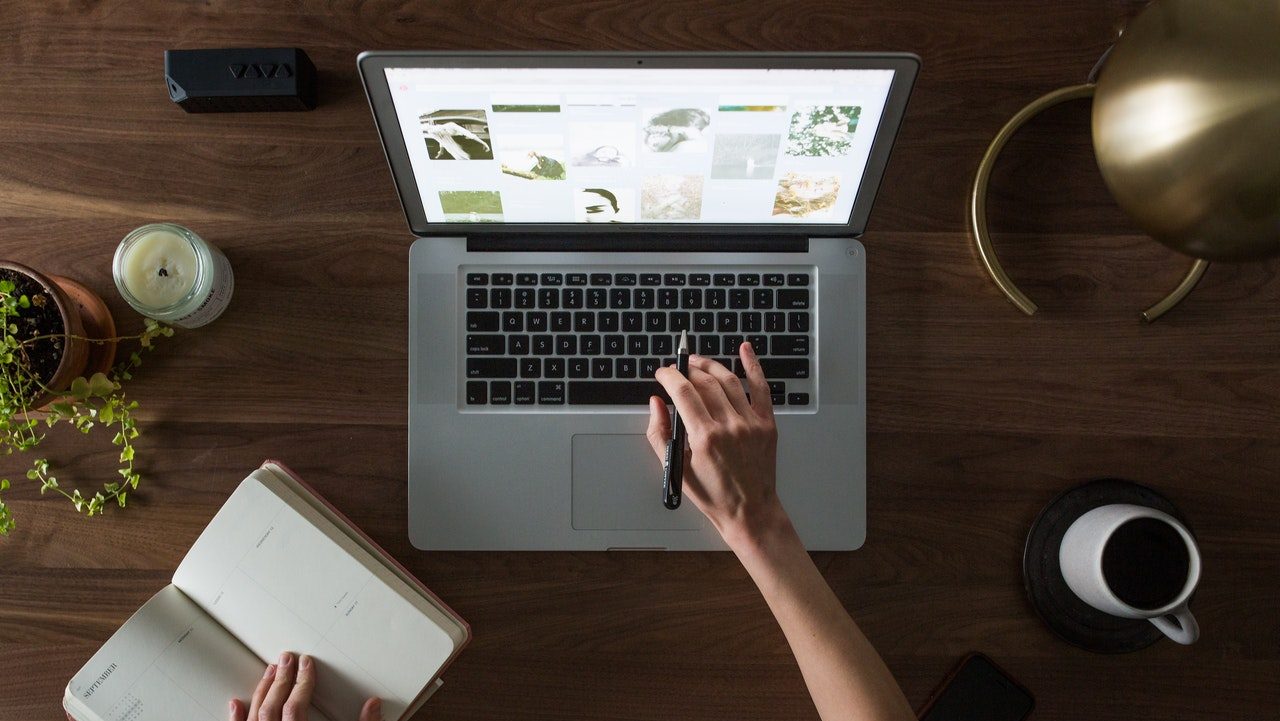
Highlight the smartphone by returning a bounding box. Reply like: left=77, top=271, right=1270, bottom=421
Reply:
left=918, top=653, right=1035, bottom=721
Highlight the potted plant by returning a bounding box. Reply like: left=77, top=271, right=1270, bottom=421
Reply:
left=0, top=261, right=171, bottom=534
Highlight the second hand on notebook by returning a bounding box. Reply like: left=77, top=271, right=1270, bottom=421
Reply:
left=662, top=330, right=691, bottom=510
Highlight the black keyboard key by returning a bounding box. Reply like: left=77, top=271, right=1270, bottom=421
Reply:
left=765, top=312, right=785, bottom=333
left=615, top=273, right=637, bottom=286
left=551, top=311, right=572, bottom=332
left=592, top=358, right=614, bottom=378
left=752, top=289, right=774, bottom=309
left=772, top=393, right=786, bottom=406
left=777, top=289, right=811, bottom=309
left=787, top=273, right=810, bottom=286
left=516, top=273, right=538, bottom=286
left=538, top=288, right=559, bottom=308
left=705, top=289, right=726, bottom=309
left=617, top=358, right=637, bottom=378
left=467, top=358, right=517, bottom=378
left=640, top=273, right=662, bottom=286
left=527, top=312, right=548, bottom=332
left=664, top=273, right=687, bottom=286
left=490, top=288, right=512, bottom=308
left=645, top=312, right=667, bottom=333
left=553, top=335, right=576, bottom=355
left=581, top=335, right=601, bottom=355
left=568, top=358, right=589, bottom=378
left=466, top=273, right=489, bottom=286
left=598, top=312, right=619, bottom=332
left=502, top=312, right=523, bottom=332
left=515, top=288, right=536, bottom=309
left=590, top=273, right=612, bottom=286
left=742, top=312, right=762, bottom=333
left=492, top=272, right=514, bottom=286
left=610, top=288, right=631, bottom=308
left=520, top=358, right=541, bottom=378
left=788, top=312, right=810, bottom=333
left=729, top=289, right=750, bottom=309
left=772, top=335, right=809, bottom=355
left=538, top=381, right=565, bottom=404
left=636, top=288, right=657, bottom=309
left=569, top=381, right=666, bottom=405
left=533, top=335, right=553, bottom=355
left=724, top=335, right=744, bottom=354
left=763, top=273, right=785, bottom=287
left=788, top=392, right=810, bottom=406
left=466, top=288, right=487, bottom=309
left=769, top=381, right=786, bottom=394
left=466, top=381, right=487, bottom=404
left=699, top=336, right=721, bottom=355
left=622, top=312, right=643, bottom=332
left=746, top=335, right=769, bottom=354
left=514, top=381, right=535, bottom=404
left=713, top=273, right=735, bottom=286
left=509, top=335, right=530, bottom=355
left=670, top=312, right=691, bottom=332
left=540, top=273, right=563, bottom=285
left=467, top=312, right=499, bottom=332
left=490, top=381, right=511, bottom=404
left=628, top=335, right=649, bottom=355
left=467, top=334, right=505, bottom=355
left=652, top=334, right=673, bottom=356
left=563, top=288, right=584, bottom=309
left=693, top=312, right=714, bottom=332
left=587, top=288, right=607, bottom=309
left=681, top=288, right=702, bottom=309
left=717, top=312, right=738, bottom=332
left=566, top=273, right=588, bottom=286
left=737, top=273, right=760, bottom=287
left=657, top=288, right=678, bottom=309
left=603, top=335, right=625, bottom=355
left=574, top=312, right=594, bottom=332
left=690, top=273, right=712, bottom=286
left=735, top=358, right=809, bottom=378
left=640, top=358, right=661, bottom=378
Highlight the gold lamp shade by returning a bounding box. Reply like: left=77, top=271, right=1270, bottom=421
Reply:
left=1093, top=0, right=1280, bottom=261
left=970, top=0, right=1280, bottom=320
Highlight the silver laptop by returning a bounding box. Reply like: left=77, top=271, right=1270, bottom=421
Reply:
left=358, top=52, right=918, bottom=550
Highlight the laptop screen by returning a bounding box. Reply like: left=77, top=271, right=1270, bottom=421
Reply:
left=382, top=66, right=897, bottom=225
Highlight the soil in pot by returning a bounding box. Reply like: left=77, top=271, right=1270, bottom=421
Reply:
left=0, top=267, right=68, bottom=399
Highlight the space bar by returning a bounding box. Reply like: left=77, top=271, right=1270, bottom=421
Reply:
left=569, top=382, right=668, bottom=405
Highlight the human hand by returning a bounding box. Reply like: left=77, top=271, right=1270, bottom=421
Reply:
left=646, top=342, right=792, bottom=550
left=229, top=651, right=381, bottom=721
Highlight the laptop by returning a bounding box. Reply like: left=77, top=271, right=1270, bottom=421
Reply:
left=358, top=52, right=918, bottom=550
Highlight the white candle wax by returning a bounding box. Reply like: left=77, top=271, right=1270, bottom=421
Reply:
left=118, top=228, right=199, bottom=308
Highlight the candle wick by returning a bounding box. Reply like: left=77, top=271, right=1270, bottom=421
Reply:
left=158, top=267, right=169, bottom=277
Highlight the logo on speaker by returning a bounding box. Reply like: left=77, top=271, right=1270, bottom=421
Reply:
left=228, top=63, right=293, bottom=79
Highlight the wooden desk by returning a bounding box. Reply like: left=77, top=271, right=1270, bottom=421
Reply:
left=2, top=2, right=1277, bottom=719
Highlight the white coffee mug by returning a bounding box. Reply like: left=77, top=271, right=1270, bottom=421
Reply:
left=1059, top=504, right=1200, bottom=644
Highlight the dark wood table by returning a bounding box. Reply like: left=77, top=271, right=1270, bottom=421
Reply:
left=3, top=2, right=1277, bottom=719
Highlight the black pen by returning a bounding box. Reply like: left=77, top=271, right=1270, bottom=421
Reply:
left=662, top=330, right=690, bottom=510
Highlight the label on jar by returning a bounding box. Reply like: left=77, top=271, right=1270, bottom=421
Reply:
left=173, top=246, right=234, bottom=328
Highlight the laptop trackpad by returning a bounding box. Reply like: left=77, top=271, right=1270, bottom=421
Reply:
left=571, top=434, right=703, bottom=531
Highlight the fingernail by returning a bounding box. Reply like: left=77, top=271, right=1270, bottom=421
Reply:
left=279, top=651, right=292, bottom=667
left=300, top=654, right=312, bottom=670
left=371, top=698, right=382, bottom=711
left=230, top=699, right=239, bottom=712
left=264, top=664, right=276, bottom=679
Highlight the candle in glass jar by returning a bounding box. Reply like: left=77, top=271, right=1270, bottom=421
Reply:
left=113, top=223, right=234, bottom=328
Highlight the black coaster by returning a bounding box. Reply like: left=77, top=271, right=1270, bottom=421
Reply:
left=1022, top=479, right=1191, bottom=654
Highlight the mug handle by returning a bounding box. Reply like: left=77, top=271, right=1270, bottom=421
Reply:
left=1150, top=604, right=1199, bottom=645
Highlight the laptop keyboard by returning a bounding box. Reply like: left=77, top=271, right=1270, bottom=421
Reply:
left=461, top=268, right=814, bottom=409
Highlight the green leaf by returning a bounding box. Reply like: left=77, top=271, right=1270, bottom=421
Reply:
left=88, top=372, right=114, bottom=397
left=17, top=295, right=29, bottom=308
left=50, top=401, right=74, bottom=417
left=117, top=491, right=127, bottom=507
left=99, top=404, right=115, bottom=424
left=69, top=376, right=91, bottom=400
left=0, top=478, right=8, bottom=491
left=119, top=445, right=134, bottom=462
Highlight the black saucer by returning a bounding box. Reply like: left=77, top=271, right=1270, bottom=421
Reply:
left=1022, top=479, right=1192, bottom=654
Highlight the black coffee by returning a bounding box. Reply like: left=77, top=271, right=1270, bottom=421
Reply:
left=1101, top=517, right=1190, bottom=610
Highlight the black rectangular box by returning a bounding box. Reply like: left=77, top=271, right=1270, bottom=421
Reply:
left=164, top=47, right=317, bottom=112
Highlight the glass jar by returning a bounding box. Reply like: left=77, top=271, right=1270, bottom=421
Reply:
left=112, top=223, right=234, bottom=328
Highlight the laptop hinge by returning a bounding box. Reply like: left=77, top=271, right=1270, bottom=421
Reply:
left=465, top=233, right=808, bottom=253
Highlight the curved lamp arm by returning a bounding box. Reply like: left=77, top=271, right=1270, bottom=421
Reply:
left=968, top=83, right=1209, bottom=322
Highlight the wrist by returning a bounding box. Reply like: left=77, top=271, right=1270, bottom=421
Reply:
left=721, top=498, right=800, bottom=559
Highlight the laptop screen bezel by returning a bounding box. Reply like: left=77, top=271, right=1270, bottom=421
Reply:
left=357, top=51, right=919, bottom=239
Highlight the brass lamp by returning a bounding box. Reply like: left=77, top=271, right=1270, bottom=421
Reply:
left=970, top=0, right=1280, bottom=321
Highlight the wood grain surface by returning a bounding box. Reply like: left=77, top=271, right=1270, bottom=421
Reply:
left=2, top=1, right=1278, bottom=719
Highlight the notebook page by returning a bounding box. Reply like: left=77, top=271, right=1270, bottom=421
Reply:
left=64, top=585, right=310, bottom=721
left=172, top=472, right=459, bottom=721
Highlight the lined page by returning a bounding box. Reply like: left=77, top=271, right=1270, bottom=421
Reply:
left=172, top=472, right=460, bottom=721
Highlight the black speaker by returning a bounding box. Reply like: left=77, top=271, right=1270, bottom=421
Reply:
left=164, top=48, right=317, bottom=113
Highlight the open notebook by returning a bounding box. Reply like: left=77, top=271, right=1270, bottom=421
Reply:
left=64, top=462, right=470, bottom=721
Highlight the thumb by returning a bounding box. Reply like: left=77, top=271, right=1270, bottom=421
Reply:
left=359, top=698, right=382, bottom=721
left=645, top=395, right=672, bottom=461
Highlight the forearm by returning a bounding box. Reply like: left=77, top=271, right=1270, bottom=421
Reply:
left=728, top=506, right=915, bottom=721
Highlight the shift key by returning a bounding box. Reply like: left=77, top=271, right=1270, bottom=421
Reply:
left=467, top=358, right=518, bottom=378
left=734, top=358, right=809, bottom=379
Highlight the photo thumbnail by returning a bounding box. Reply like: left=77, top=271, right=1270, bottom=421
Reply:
left=498, top=134, right=567, bottom=181
left=439, top=190, right=504, bottom=222
left=784, top=106, right=861, bottom=157
left=570, top=122, right=635, bottom=167
left=576, top=188, right=634, bottom=223
left=642, top=109, right=711, bottom=153
left=421, top=109, right=493, bottom=160
left=772, top=173, right=841, bottom=219
left=641, top=175, right=704, bottom=220
left=711, top=134, right=782, bottom=179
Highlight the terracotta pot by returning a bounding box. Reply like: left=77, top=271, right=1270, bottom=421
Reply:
left=0, top=261, right=117, bottom=409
